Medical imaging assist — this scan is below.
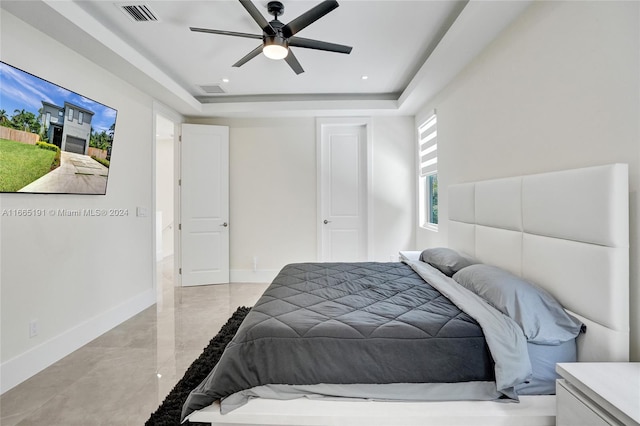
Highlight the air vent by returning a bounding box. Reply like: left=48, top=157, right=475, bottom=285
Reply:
left=198, top=84, right=226, bottom=94
left=119, top=4, right=159, bottom=22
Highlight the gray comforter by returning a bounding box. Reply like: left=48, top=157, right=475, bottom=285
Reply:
left=181, top=261, right=531, bottom=421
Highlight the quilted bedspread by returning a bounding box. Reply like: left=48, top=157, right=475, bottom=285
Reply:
left=182, top=262, right=499, bottom=420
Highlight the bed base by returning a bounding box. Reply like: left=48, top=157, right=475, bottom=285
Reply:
left=188, top=396, right=556, bottom=426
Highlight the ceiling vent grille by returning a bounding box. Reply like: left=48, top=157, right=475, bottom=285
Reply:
left=119, top=4, right=159, bottom=22
left=198, top=84, right=226, bottom=94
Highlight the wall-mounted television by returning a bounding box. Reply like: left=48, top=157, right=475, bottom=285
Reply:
left=0, top=61, right=117, bottom=195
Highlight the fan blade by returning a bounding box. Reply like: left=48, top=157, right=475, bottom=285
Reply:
left=282, top=0, right=339, bottom=38
left=289, top=36, right=352, bottom=54
left=284, top=50, right=304, bottom=74
left=239, top=0, right=276, bottom=36
left=190, top=27, right=262, bottom=40
left=233, top=45, right=264, bottom=67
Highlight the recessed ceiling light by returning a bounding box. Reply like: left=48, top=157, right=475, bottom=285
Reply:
left=361, top=75, right=369, bottom=80
left=222, top=78, right=229, bottom=83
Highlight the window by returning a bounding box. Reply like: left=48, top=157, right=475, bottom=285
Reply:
left=67, top=108, right=74, bottom=121
left=427, top=174, right=438, bottom=224
left=418, top=112, right=438, bottom=229
left=78, top=111, right=83, bottom=125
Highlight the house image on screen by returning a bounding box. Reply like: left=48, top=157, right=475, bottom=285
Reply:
left=41, top=101, right=94, bottom=155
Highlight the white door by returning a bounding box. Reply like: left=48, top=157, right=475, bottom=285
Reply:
left=318, top=120, right=369, bottom=262
left=180, top=124, right=229, bottom=286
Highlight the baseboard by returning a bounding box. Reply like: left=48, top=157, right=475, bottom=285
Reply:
left=230, top=269, right=279, bottom=283
left=0, top=288, right=156, bottom=394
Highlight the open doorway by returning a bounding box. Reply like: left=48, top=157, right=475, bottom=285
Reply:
left=153, top=111, right=180, bottom=399
left=155, top=114, right=176, bottom=263
left=154, top=112, right=180, bottom=306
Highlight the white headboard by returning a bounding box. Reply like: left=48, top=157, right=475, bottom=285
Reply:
left=448, top=164, right=629, bottom=362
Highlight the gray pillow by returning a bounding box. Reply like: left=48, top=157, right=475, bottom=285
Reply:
left=419, top=247, right=478, bottom=276
left=452, top=264, right=583, bottom=345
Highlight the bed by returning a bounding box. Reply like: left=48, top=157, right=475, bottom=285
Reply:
left=183, top=163, right=630, bottom=426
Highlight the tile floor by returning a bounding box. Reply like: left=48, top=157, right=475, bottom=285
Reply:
left=0, top=257, right=269, bottom=426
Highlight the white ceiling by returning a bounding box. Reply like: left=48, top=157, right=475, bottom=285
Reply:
left=0, top=0, right=532, bottom=117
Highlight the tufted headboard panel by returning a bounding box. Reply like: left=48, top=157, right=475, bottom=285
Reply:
left=448, top=164, right=629, bottom=362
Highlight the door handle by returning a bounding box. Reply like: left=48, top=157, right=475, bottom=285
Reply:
left=220, top=222, right=228, bottom=227
left=323, top=219, right=331, bottom=224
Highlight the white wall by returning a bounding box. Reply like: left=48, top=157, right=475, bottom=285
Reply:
left=188, top=116, right=415, bottom=279
left=0, top=11, right=155, bottom=391
left=415, top=1, right=640, bottom=360
left=371, top=116, right=416, bottom=260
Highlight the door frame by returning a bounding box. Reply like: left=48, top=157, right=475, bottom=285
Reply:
left=152, top=101, right=183, bottom=291
left=316, top=117, right=373, bottom=261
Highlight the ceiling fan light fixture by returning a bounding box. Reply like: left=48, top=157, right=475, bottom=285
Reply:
left=263, top=37, right=289, bottom=60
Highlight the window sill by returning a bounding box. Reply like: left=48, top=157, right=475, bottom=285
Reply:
left=420, top=223, right=438, bottom=232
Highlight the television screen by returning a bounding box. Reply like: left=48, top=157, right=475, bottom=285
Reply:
left=0, top=61, right=117, bottom=195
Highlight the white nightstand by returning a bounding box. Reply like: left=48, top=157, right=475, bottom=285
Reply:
left=556, top=362, right=640, bottom=426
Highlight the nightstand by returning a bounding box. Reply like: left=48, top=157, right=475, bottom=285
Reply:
left=556, top=362, right=639, bottom=425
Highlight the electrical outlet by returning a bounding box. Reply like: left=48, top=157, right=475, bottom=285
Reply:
left=29, top=319, right=38, bottom=338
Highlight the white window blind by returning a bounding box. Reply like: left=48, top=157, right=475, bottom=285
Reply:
left=419, top=113, right=437, bottom=176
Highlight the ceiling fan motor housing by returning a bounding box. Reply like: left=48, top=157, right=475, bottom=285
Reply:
left=262, top=15, right=289, bottom=59
left=264, top=34, right=288, bottom=51
left=263, top=18, right=288, bottom=55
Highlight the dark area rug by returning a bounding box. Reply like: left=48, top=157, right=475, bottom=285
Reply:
left=145, top=306, right=251, bottom=426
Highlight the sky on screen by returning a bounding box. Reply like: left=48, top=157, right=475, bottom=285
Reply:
left=0, top=62, right=117, bottom=134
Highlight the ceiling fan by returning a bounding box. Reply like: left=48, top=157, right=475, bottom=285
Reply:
left=190, top=0, right=352, bottom=75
